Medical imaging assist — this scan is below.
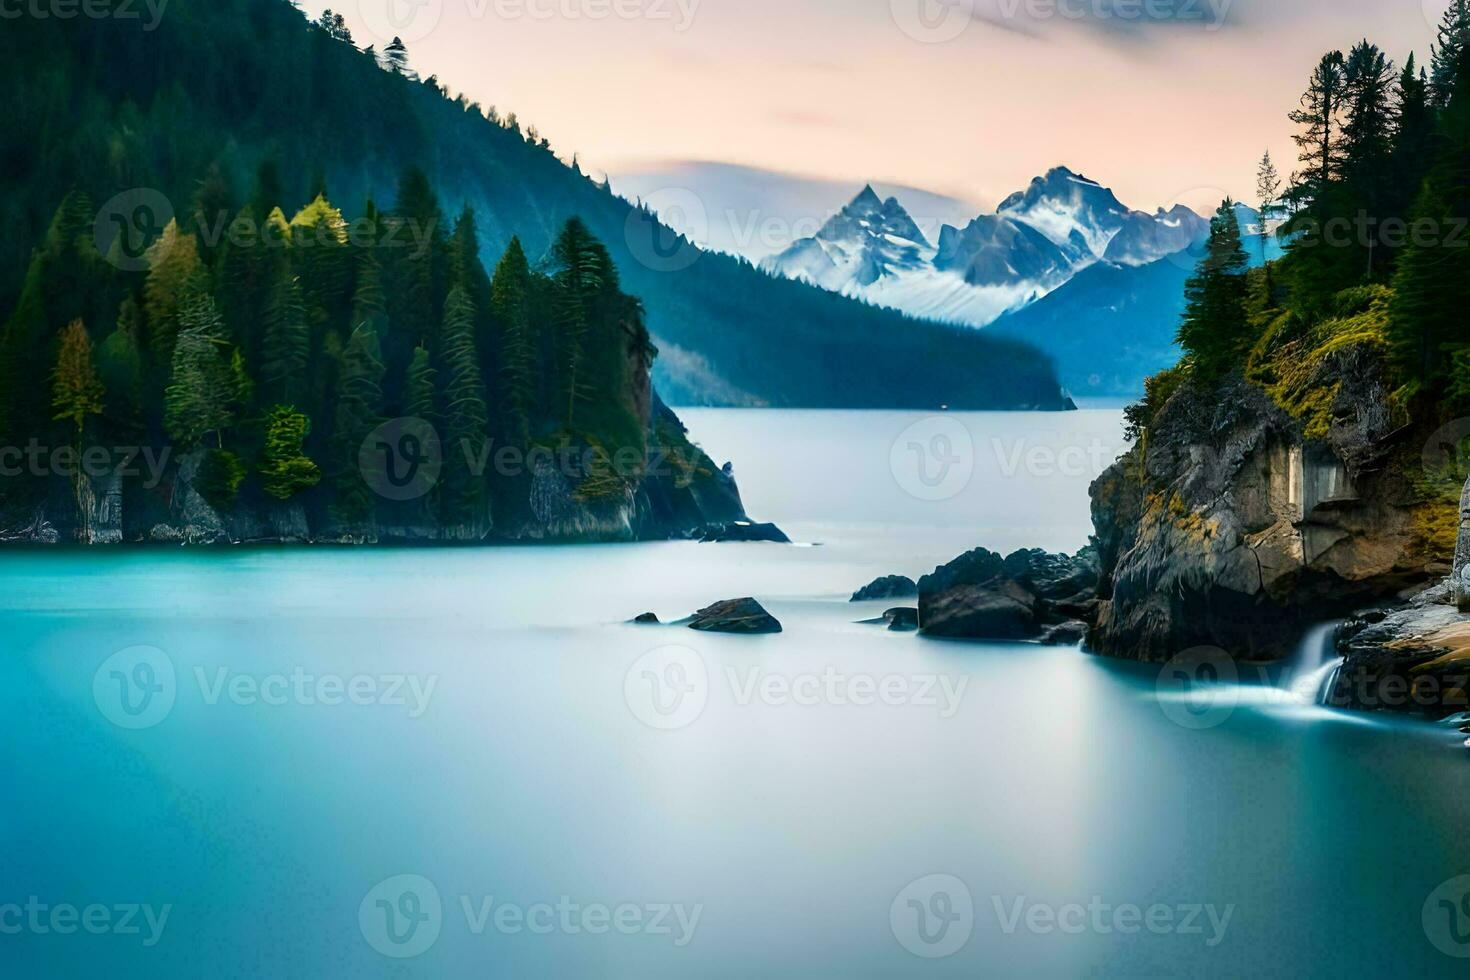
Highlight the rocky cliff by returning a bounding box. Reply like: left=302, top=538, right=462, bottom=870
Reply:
left=1088, top=346, right=1442, bottom=662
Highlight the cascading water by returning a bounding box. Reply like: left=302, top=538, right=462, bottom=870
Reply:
left=1285, top=622, right=1345, bottom=705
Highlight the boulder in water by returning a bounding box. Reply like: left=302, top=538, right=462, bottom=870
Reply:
left=688, top=598, right=783, bottom=635
left=850, top=575, right=918, bottom=602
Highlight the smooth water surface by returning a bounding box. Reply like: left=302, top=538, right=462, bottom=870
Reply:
left=2, top=409, right=1467, bottom=977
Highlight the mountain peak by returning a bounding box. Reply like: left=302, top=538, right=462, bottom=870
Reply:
left=851, top=184, right=883, bottom=209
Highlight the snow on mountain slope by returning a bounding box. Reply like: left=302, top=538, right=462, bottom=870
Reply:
left=761, top=166, right=1208, bottom=329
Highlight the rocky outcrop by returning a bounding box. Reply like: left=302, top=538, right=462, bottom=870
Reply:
left=1331, top=581, right=1470, bottom=717
left=1089, top=363, right=1434, bottom=663
left=692, top=521, right=790, bottom=544
left=917, top=547, right=1098, bottom=640
left=850, top=575, right=919, bottom=602
left=688, top=598, right=783, bottom=635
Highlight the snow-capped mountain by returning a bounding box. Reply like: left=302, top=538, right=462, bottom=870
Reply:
left=762, top=166, right=1209, bottom=328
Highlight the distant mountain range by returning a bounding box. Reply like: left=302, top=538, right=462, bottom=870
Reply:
left=759, top=168, right=1293, bottom=397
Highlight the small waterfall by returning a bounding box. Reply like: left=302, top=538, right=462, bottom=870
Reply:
left=1285, top=622, right=1345, bottom=705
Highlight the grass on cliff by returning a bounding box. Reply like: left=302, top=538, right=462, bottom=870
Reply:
left=1245, top=284, right=1392, bottom=440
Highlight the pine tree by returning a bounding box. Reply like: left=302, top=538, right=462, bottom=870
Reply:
left=96, top=299, right=146, bottom=442
left=1341, top=41, right=1397, bottom=278
left=1289, top=51, right=1348, bottom=196
left=385, top=168, right=446, bottom=382
left=51, top=319, right=104, bottom=436
left=403, top=344, right=439, bottom=523
left=142, top=219, right=204, bottom=364
left=437, top=287, right=490, bottom=525
left=492, top=237, right=536, bottom=443
left=164, top=292, right=242, bottom=448
left=1255, top=151, right=1282, bottom=264
left=1177, top=200, right=1251, bottom=380
left=1431, top=0, right=1470, bottom=107
left=384, top=36, right=415, bottom=79
left=551, top=219, right=607, bottom=430
left=259, top=405, right=321, bottom=500
left=289, top=194, right=352, bottom=333
left=329, top=322, right=386, bottom=525
left=261, top=269, right=310, bottom=407
left=1388, top=50, right=1470, bottom=393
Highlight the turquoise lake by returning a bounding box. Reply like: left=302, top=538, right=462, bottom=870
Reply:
left=3, top=409, right=1468, bottom=977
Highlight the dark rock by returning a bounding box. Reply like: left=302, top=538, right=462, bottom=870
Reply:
left=917, top=546, right=1099, bottom=641
left=1329, top=580, right=1470, bottom=718
left=882, top=607, right=920, bottom=632
left=850, top=575, right=918, bottom=602
left=688, top=598, right=783, bottom=635
left=632, top=612, right=661, bottom=625
left=1041, top=621, right=1090, bottom=646
left=920, top=586, right=1039, bottom=640
left=695, top=521, right=790, bottom=544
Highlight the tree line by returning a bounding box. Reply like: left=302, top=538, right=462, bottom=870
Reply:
left=1169, top=4, right=1470, bottom=411
left=0, top=164, right=652, bottom=531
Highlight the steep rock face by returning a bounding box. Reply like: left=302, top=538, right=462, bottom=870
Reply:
left=1089, top=360, right=1434, bottom=663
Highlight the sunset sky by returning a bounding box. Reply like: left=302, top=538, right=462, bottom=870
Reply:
left=306, top=0, right=1446, bottom=216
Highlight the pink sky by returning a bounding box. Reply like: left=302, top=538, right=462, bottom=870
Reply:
left=307, top=0, right=1443, bottom=214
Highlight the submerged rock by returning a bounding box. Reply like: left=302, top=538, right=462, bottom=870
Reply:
left=918, top=546, right=1098, bottom=641
left=850, top=575, right=918, bottom=602
left=688, top=598, right=783, bottom=635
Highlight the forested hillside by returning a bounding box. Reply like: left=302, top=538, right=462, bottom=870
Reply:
left=0, top=0, right=1069, bottom=410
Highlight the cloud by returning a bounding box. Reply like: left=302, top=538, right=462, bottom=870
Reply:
left=969, top=0, right=1243, bottom=43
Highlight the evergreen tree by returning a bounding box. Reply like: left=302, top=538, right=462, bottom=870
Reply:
left=1177, top=200, right=1251, bottom=380
left=164, top=292, right=242, bottom=449
left=403, top=344, right=439, bottom=523
left=96, top=299, right=146, bottom=442
left=550, top=218, right=606, bottom=429
left=289, top=194, right=352, bottom=334
left=1255, top=150, right=1282, bottom=264
left=143, top=219, right=204, bottom=365
left=384, top=36, right=415, bottom=78
left=1431, top=0, right=1470, bottom=107
left=51, top=319, right=104, bottom=437
left=491, top=237, right=536, bottom=443
left=1341, top=41, right=1397, bottom=278
left=1388, top=50, right=1470, bottom=393
left=259, top=405, right=321, bottom=500
left=385, top=168, right=446, bottom=386
left=329, top=323, right=385, bottom=526
left=1289, top=51, right=1348, bottom=195
left=437, top=287, right=490, bottom=525
left=261, top=269, right=310, bottom=407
